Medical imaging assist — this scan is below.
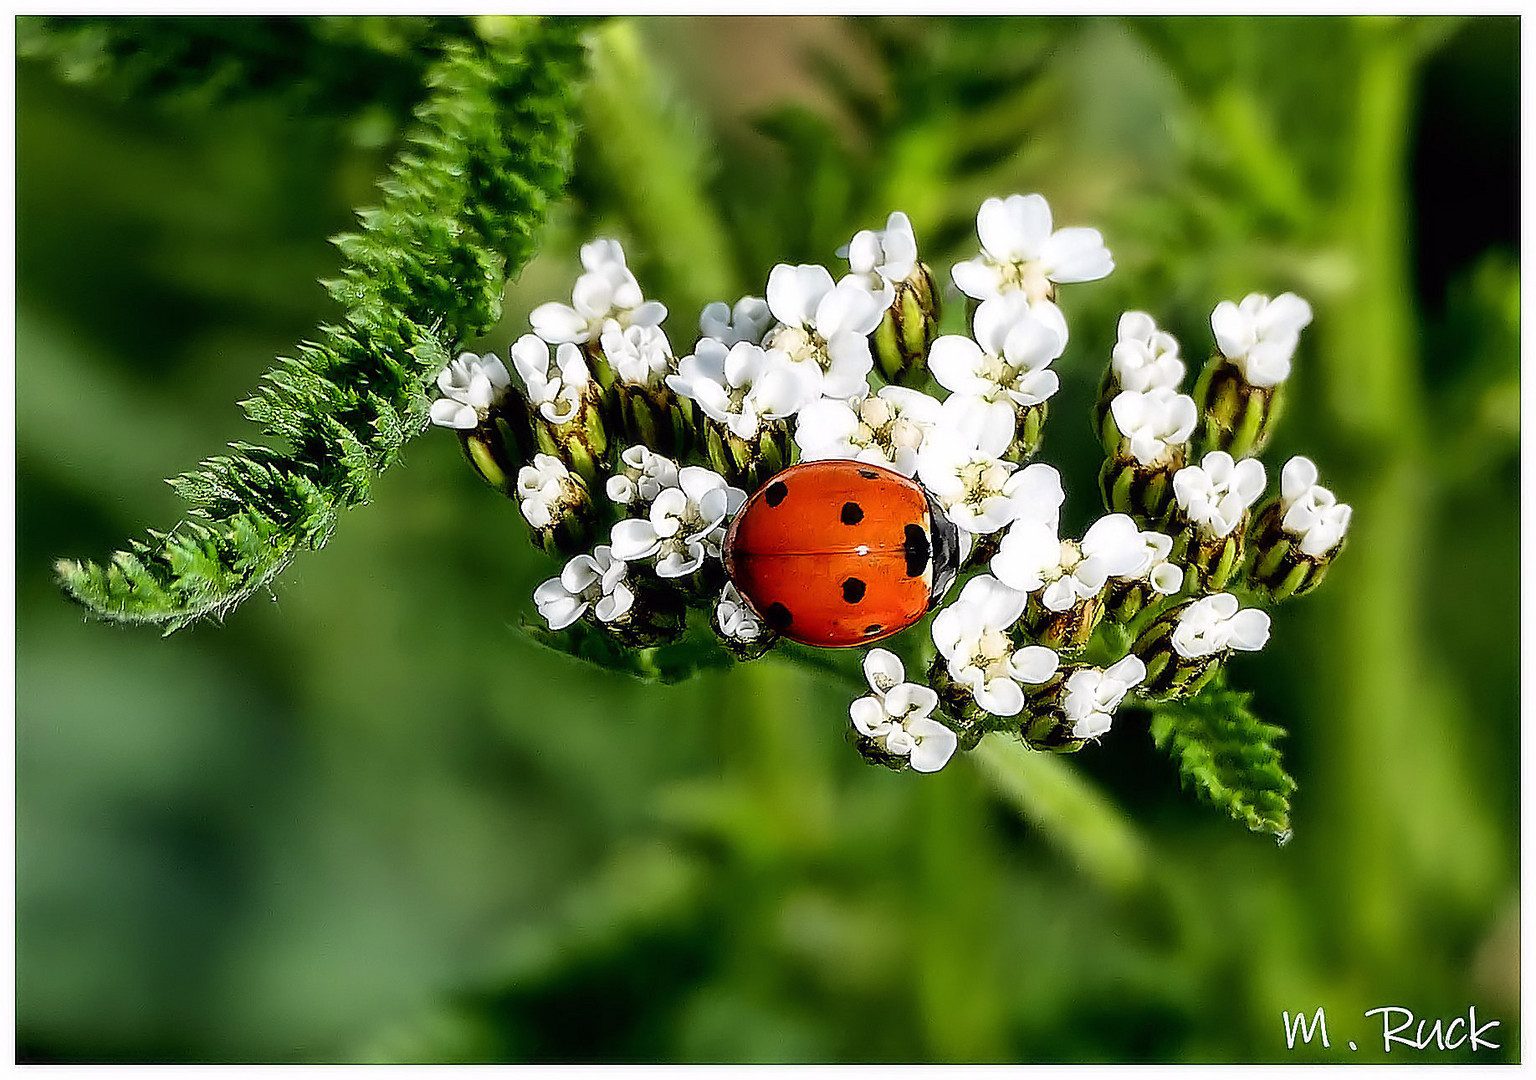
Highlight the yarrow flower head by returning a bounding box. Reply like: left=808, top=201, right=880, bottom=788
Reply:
left=929, top=292, right=1067, bottom=456
left=605, top=445, right=679, bottom=508
left=1279, top=456, right=1352, bottom=556
left=609, top=466, right=747, bottom=578
left=530, top=238, right=667, bottom=345
left=510, top=334, right=591, bottom=425
left=601, top=320, right=673, bottom=388
left=1210, top=292, right=1313, bottom=388
left=1173, top=451, right=1268, bottom=538
left=951, top=193, right=1113, bottom=304
left=430, top=351, right=513, bottom=430
left=1171, top=593, right=1272, bottom=659
left=1111, top=311, right=1185, bottom=393
left=1063, top=655, right=1147, bottom=740
left=534, top=545, right=634, bottom=630
left=991, top=512, right=1147, bottom=612
left=668, top=338, right=813, bottom=441
left=919, top=443, right=1062, bottom=537
left=795, top=386, right=943, bottom=478
left=850, top=648, right=958, bottom=773
left=700, top=296, right=774, bottom=347
left=762, top=263, right=885, bottom=400
left=1109, top=387, right=1199, bottom=466
left=931, top=575, right=1059, bottom=717
left=838, top=210, right=919, bottom=306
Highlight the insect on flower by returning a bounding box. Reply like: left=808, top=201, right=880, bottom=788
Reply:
left=721, top=460, right=963, bottom=648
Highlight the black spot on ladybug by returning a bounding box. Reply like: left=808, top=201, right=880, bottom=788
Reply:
left=864, top=623, right=882, bottom=635
left=765, top=602, right=793, bottom=631
left=842, top=577, right=866, bottom=603
left=904, top=524, right=931, bottom=577
left=765, top=480, right=788, bottom=507
left=857, top=469, right=879, bottom=480
left=841, top=501, right=864, bottom=525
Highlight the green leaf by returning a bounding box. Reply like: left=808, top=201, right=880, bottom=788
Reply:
left=53, top=19, right=588, bottom=630
left=1147, top=671, right=1297, bottom=841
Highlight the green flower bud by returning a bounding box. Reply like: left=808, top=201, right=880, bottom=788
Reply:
left=533, top=382, right=609, bottom=491
left=1093, top=369, right=1121, bottom=455
left=1169, top=519, right=1247, bottom=593
left=457, top=393, right=536, bottom=498
left=1004, top=401, right=1048, bottom=463
left=1129, top=614, right=1219, bottom=702
left=611, top=381, right=695, bottom=461
left=1020, top=592, right=1104, bottom=656
left=701, top=415, right=792, bottom=494
left=1098, top=445, right=1184, bottom=529
left=872, top=262, right=942, bottom=387
left=1246, top=500, right=1337, bottom=601
left=1012, top=672, right=1087, bottom=754
left=1194, top=354, right=1285, bottom=459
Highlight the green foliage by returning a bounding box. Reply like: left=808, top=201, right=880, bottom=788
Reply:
left=1147, top=671, right=1296, bottom=841
left=53, top=19, right=587, bottom=632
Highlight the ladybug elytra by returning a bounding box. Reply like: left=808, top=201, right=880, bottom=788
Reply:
left=723, top=460, right=961, bottom=648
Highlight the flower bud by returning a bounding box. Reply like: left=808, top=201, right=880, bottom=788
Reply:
left=1193, top=354, right=1285, bottom=459
left=1015, top=655, right=1146, bottom=753
left=1246, top=456, right=1352, bottom=601
left=533, top=384, right=609, bottom=491
left=1131, top=592, right=1270, bottom=701
left=872, top=262, right=941, bottom=387
left=458, top=395, right=536, bottom=498
left=701, top=416, right=792, bottom=494
left=510, top=335, right=611, bottom=489
left=1103, top=530, right=1184, bottom=623
left=1005, top=401, right=1048, bottom=463
left=517, top=454, right=595, bottom=560
left=1099, top=388, right=1197, bottom=527
left=1020, top=592, right=1104, bottom=656
left=612, top=381, right=695, bottom=461
left=1098, top=450, right=1183, bottom=530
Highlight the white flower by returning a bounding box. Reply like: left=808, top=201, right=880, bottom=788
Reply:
left=601, top=319, right=673, bottom=387
left=1210, top=292, right=1313, bottom=388
left=530, top=238, right=668, bottom=345
left=717, top=582, right=764, bottom=642
left=609, top=466, right=747, bottom=578
left=1279, top=456, right=1353, bottom=557
left=850, top=648, right=957, bottom=773
left=762, top=264, right=885, bottom=400
left=1111, top=311, right=1185, bottom=393
left=917, top=439, right=1062, bottom=536
left=429, top=352, right=513, bottom=430
left=932, top=575, right=1060, bottom=717
left=606, top=445, right=680, bottom=507
left=838, top=210, right=920, bottom=306
left=517, top=453, right=573, bottom=529
left=700, top=295, right=773, bottom=347
left=991, top=513, right=1146, bottom=612
left=667, top=339, right=813, bottom=441
left=1170, top=593, right=1272, bottom=659
left=951, top=193, right=1113, bottom=303
left=534, top=545, right=634, bottom=630
left=1173, top=451, right=1268, bottom=538
left=929, top=292, right=1067, bottom=455
left=509, top=334, right=590, bottom=425
left=795, top=386, right=943, bottom=477
left=1063, top=656, right=1146, bottom=740
left=1109, top=387, right=1198, bottom=465
left=1119, top=530, right=1184, bottom=595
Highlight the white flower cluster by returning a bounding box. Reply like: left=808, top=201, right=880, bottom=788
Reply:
left=1278, top=456, right=1353, bottom=556
left=530, top=239, right=668, bottom=345
left=850, top=649, right=958, bottom=773
left=1173, top=451, right=1267, bottom=538
left=1170, top=593, right=1271, bottom=659
left=429, top=352, right=513, bottom=430
left=1211, top=292, right=1313, bottom=388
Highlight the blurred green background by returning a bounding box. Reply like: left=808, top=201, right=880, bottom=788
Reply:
left=17, top=15, right=1518, bottom=1063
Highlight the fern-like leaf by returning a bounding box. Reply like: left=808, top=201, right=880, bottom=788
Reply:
left=1147, top=672, right=1297, bottom=842
left=54, top=18, right=587, bottom=632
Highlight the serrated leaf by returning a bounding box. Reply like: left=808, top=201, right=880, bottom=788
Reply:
left=1148, top=671, right=1297, bottom=842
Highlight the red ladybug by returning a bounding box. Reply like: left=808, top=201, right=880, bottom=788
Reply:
left=723, top=460, right=960, bottom=648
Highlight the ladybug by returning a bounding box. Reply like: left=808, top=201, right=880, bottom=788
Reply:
left=723, top=460, right=961, bottom=648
